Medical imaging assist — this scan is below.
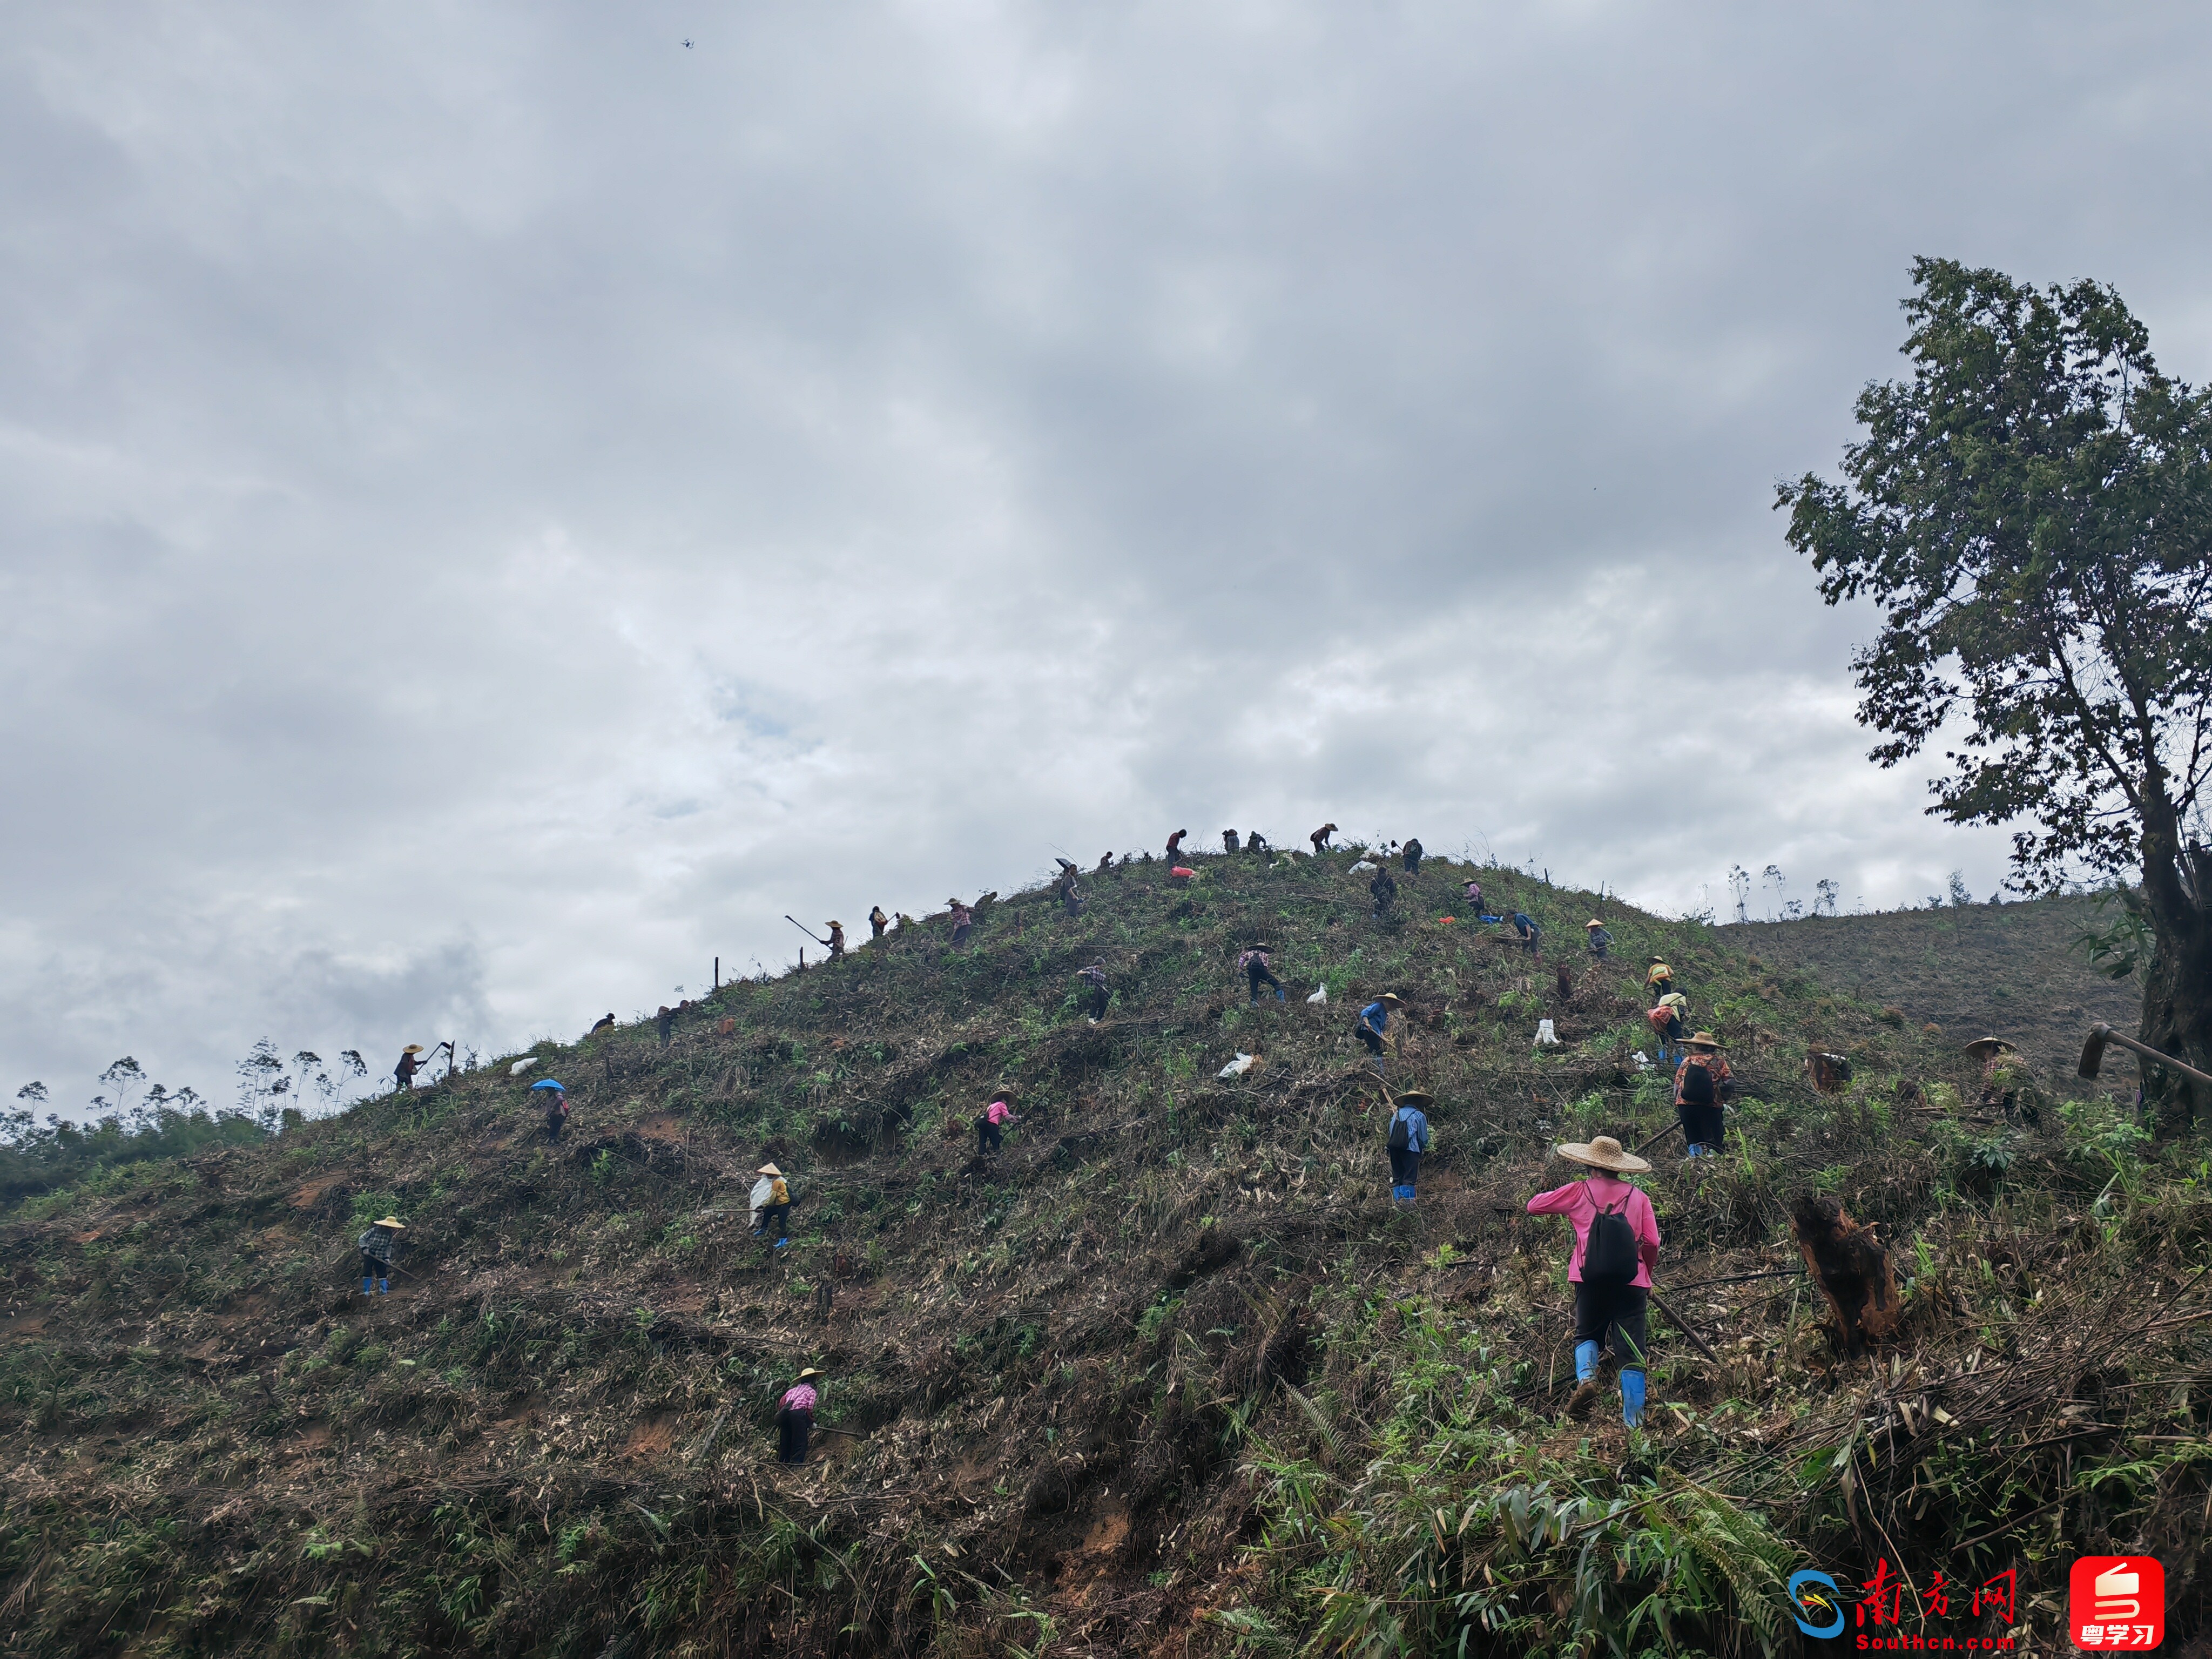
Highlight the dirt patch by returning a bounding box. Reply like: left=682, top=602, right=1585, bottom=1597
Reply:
left=1078, top=1506, right=1129, bottom=1555
left=623, top=1417, right=679, bottom=1458
left=289, top=1179, right=343, bottom=1210
left=633, top=1114, right=686, bottom=1144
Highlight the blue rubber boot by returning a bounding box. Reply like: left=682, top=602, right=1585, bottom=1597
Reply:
left=1621, top=1369, right=1647, bottom=1428
left=362, top=1277, right=373, bottom=1295
left=775, top=1237, right=789, bottom=1249
left=377, top=1278, right=389, bottom=1294
left=1574, top=1340, right=1601, bottom=1383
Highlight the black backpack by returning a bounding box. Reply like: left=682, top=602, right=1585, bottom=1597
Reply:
left=1679, top=1058, right=1716, bottom=1108
left=1387, top=1110, right=1413, bottom=1152
left=1583, top=1198, right=1639, bottom=1287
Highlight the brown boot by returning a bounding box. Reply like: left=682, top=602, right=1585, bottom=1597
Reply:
left=1564, top=1379, right=1603, bottom=1422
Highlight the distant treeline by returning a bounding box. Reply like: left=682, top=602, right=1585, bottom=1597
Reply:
left=2, top=1041, right=372, bottom=1206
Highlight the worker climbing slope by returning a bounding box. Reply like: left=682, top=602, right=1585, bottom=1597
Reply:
left=1385, top=1090, right=1432, bottom=1205
left=1675, top=1033, right=1731, bottom=1158
left=1526, top=1135, right=1660, bottom=1427
left=1075, top=961, right=1109, bottom=1021
left=753, top=1164, right=791, bottom=1246
left=1238, top=942, right=1286, bottom=1004
left=357, top=1214, right=406, bottom=1297
left=533, top=1078, right=569, bottom=1143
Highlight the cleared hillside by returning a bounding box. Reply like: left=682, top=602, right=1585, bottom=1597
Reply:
left=1731, top=895, right=2141, bottom=1094
left=2, top=855, right=2205, bottom=1656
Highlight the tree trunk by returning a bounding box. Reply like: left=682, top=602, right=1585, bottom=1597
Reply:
left=2136, top=837, right=2212, bottom=1135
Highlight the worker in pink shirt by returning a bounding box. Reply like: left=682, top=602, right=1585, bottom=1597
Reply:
left=1525, top=1135, right=1661, bottom=1427
left=777, top=1367, right=824, bottom=1464
left=976, top=1094, right=1020, bottom=1157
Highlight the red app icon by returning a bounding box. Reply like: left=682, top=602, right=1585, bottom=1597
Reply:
left=2070, top=1557, right=2163, bottom=1649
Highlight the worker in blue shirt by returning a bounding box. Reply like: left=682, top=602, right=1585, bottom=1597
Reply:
left=1357, top=994, right=1402, bottom=1077
left=1386, top=1090, right=1432, bottom=1204
left=1512, top=913, right=1542, bottom=959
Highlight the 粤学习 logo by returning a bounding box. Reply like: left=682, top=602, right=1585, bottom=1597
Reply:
left=2069, top=1558, right=2163, bottom=1650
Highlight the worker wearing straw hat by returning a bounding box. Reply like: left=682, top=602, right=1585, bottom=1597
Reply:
left=777, top=1367, right=825, bottom=1464
left=357, top=1215, right=407, bottom=1297
left=1674, top=1033, right=1732, bottom=1157
left=1357, top=994, right=1403, bottom=1076
left=752, top=1164, right=791, bottom=1245
left=1584, top=919, right=1613, bottom=960
left=1526, top=1136, right=1660, bottom=1426
left=393, top=1044, right=428, bottom=1092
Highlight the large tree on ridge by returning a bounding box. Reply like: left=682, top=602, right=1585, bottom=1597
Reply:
left=1778, top=257, right=2212, bottom=1130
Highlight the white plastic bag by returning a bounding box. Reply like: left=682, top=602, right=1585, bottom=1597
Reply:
left=1217, top=1053, right=1257, bottom=1080
left=1632, top=1050, right=1653, bottom=1071
left=509, top=1056, right=538, bottom=1076
left=1534, top=1020, right=1560, bottom=1047
left=1306, top=984, right=1328, bottom=1005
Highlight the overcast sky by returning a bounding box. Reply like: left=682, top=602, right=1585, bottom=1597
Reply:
left=4, top=1, right=2208, bottom=1115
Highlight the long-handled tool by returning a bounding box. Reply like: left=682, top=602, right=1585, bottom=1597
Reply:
left=2078, top=1022, right=2212, bottom=1089
left=784, top=915, right=828, bottom=948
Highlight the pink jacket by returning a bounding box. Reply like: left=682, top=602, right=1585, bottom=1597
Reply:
left=1525, top=1174, right=1660, bottom=1287
left=986, top=1100, right=1015, bottom=1126
left=779, top=1384, right=818, bottom=1413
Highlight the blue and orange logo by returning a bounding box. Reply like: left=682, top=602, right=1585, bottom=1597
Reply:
left=1789, top=1570, right=1845, bottom=1639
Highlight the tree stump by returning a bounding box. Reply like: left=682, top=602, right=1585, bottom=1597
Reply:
left=1790, top=1193, right=1901, bottom=1353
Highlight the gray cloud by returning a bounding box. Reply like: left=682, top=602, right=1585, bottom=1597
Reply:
left=4, top=1, right=2207, bottom=1106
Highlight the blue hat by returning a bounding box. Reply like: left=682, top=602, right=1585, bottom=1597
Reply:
left=530, top=1078, right=566, bottom=1092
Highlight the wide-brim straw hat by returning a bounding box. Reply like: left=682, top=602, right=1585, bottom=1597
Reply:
left=1379, top=993, right=1404, bottom=1006
left=1246, top=942, right=1273, bottom=950
left=1684, top=1031, right=1724, bottom=1050
left=1586, top=919, right=1605, bottom=928
left=757, top=1162, right=783, bottom=1177
left=374, top=1215, right=407, bottom=1230
left=1556, top=1136, right=1650, bottom=1174
left=1390, top=1090, right=1435, bottom=1107
left=796, top=1367, right=824, bottom=1381
left=402, top=1044, right=425, bottom=1055
left=1648, top=957, right=1669, bottom=966
left=1963, top=1036, right=2018, bottom=1058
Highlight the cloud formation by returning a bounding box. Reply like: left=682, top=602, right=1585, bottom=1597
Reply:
left=4, top=1, right=2209, bottom=1109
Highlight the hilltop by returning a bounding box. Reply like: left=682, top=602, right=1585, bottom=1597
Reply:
left=1, top=856, right=2206, bottom=1657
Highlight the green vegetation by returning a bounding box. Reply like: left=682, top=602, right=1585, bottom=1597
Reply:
left=1, top=852, right=2206, bottom=1654
left=1779, top=257, right=2212, bottom=1128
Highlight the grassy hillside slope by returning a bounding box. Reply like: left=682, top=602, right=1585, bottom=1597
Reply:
left=2, top=861, right=2207, bottom=1657
left=1730, top=896, right=2141, bottom=1095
